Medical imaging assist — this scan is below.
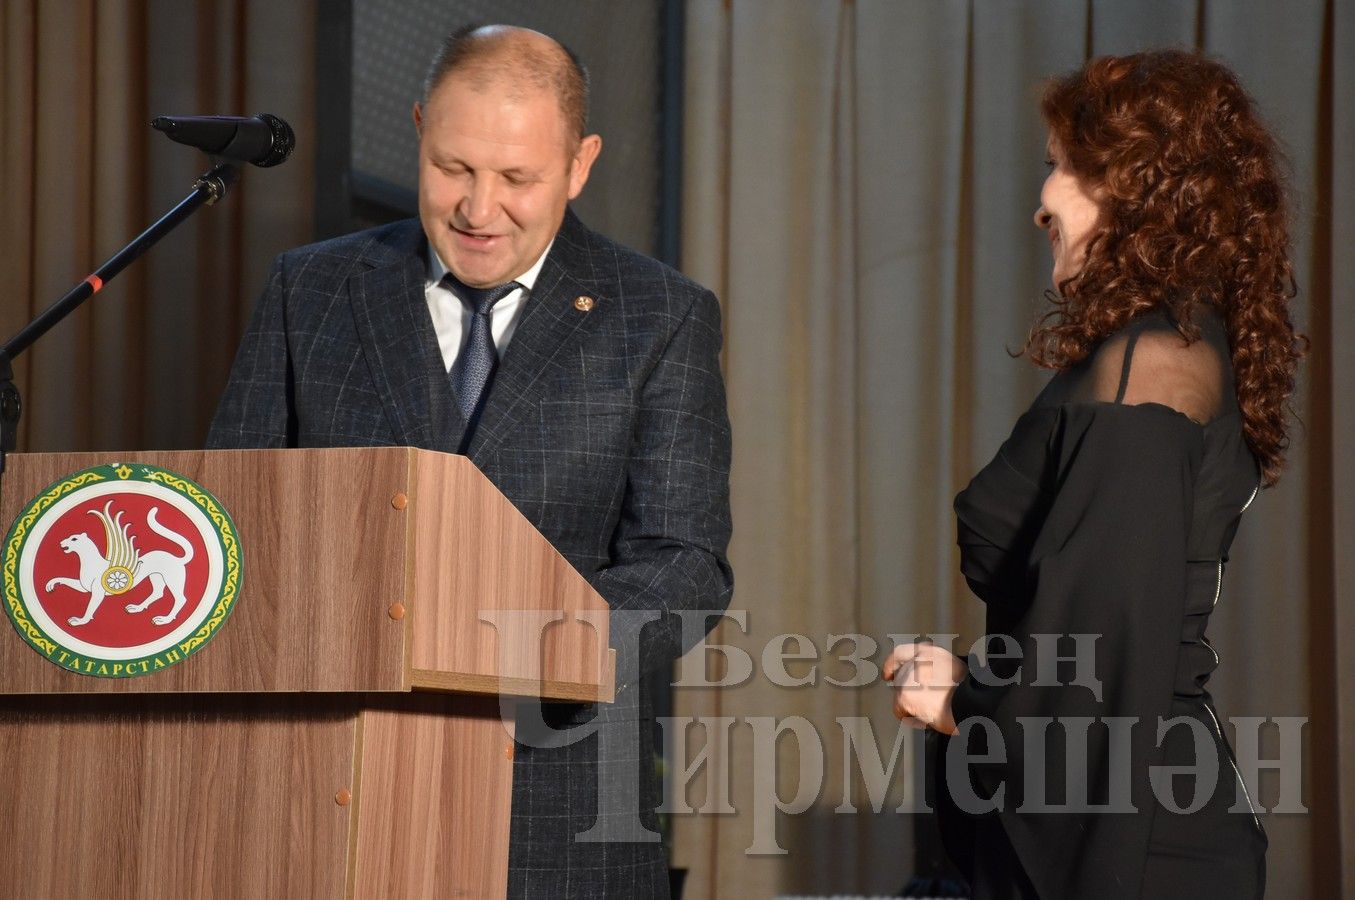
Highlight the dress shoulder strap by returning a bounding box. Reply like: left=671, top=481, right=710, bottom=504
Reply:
left=1114, top=330, right=1143, bottom=404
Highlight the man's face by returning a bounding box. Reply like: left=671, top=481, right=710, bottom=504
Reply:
left=414, top=74, right=601, bottom=288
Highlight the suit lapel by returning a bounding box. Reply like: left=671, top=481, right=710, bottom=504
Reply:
left=348, top=221, right=461, bottom=449
left=467, top=212, right=606, bottom=464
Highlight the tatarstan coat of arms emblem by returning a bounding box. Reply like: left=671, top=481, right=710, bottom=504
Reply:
left=2, top=463, right=242, bottom=677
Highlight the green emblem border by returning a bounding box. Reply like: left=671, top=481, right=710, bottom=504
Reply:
left=2, top=463, right=243, bottom=677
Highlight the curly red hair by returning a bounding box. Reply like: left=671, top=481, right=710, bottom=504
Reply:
left=1027, top=50, right=1306, bottom=485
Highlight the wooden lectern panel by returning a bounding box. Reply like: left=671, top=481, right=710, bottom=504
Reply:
left=0, top=448, right=613, bottom=701
left=349, top=694, right=516, bottom=897
left=0, top=694, right=357, bottom=898
left=0, top=693, right=520, bottom=898
left=405, top=452, right=613, bottom=703
left=0, top=446, right=613, bottom=898
left=0, top=449, right=411, bottom=693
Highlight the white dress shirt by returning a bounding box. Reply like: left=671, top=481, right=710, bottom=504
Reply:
left=424, top=240, right=554, bottom=371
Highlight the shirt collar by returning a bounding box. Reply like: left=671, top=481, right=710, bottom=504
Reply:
left=426, top=237, right=555, bottom=293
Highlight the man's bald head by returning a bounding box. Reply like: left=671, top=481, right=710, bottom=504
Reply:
left=422, top=24, right=590, bottom=147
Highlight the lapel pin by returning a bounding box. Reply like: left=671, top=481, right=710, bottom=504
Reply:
left=574, top=295, right=595, bottom=312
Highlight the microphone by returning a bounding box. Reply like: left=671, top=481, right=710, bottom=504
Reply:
left=150, top=113, right=295, bottom=167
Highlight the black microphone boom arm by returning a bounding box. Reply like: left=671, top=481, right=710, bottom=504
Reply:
left=0, top=163, right=239, bottom=472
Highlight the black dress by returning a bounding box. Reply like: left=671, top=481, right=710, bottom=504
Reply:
left=935, top=306, right=1269, bottom=899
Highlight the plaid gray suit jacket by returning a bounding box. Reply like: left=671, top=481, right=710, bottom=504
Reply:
left=208, top=210, right=733, bottom=898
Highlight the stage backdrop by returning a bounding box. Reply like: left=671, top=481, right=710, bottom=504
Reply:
left=0, top=0, right=317, bottom=453
left=672, top=1, right=1354, bottom=898
left=3, top=2, right=1352, bottom=899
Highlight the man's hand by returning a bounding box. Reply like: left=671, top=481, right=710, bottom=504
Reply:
left=882, top=642, right=967, bottom=736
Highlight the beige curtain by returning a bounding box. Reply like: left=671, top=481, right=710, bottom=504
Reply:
left=0, top=0, right=315, bottom=454
left=675, top=1, right=1352, bottom=897
left=5, top=2, right=1350, bottom=896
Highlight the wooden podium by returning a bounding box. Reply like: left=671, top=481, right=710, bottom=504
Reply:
left=0, top=448, right=613, bottom=898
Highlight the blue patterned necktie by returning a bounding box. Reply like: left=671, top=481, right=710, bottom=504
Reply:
left=444, top=273, right=522, bottom=426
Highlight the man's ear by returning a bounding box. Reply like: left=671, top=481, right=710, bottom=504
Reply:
left=412, top=101, right=423, bottom=136
left=567, top=134, right=603, bottom=200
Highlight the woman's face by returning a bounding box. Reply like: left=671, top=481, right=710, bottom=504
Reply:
left=1033, top=136, right=1103, bottom=287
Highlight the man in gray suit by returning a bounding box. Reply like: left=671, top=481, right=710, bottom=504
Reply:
left=208, top=24, right=732, bottom=898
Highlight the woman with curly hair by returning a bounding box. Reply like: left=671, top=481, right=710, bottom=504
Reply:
left=884, top=50, right=1305, bottom=899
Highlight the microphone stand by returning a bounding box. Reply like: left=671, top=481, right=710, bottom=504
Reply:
left=0, top=162, right=239, bottom=474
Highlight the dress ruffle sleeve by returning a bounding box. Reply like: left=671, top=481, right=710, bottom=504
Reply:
left=941, top=401, right=1205, bottom=900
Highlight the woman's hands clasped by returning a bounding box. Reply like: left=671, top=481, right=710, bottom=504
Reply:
left=883, top=642, right=967, bottom=736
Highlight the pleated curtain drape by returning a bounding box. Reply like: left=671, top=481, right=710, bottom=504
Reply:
left=0, top=0, right=315, bottom=454
left=4, top=2, right=1353, bottom=898
left=673, top=1, right=1354, bottom=897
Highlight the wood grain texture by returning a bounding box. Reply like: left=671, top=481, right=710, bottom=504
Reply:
left=0, top=449, right=412, bottom=693
left=351, top=694, right=516, bottom=899
left=0, top=448, right=611, bottom=897
left=410, top=647, right=617, bottom=702
left=406, top=451, right=612, bottom=702
left=0, top=448, right=613, bottom=703
left=0, top=694, right=358, bottom=898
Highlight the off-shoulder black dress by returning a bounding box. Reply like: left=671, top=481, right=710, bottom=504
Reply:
left=935, top=307, right=1268, bottom=899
